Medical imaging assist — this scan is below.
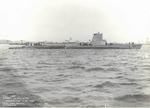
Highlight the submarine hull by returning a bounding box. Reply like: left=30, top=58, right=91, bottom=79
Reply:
left=66, top=44, right=142, bottom=49
left=9, top=44, right=142, bottom=49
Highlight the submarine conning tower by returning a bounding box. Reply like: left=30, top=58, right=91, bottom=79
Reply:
left=91, top=32, right=106, bottom=46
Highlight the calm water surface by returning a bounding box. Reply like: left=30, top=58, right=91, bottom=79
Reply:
left=0, top=44, right=150, bottom=107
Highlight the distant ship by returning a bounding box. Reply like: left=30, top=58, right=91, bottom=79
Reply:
left=9, top=32, right=142, bottom=49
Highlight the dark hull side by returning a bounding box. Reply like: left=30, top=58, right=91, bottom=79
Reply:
left=9, top=46, right=66, bottom=49
left=9, top=44, right=142, bottom=49
left=66, top=45, right=142, bottom=49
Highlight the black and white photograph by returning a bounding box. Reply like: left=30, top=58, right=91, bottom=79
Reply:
left=0, top=0, right=150, bottom=107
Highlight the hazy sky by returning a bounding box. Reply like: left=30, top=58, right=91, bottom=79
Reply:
left=0, top=0, right=150, bottom=43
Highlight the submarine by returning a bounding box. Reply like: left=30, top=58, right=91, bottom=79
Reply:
left=9, top=32, right=142, bottom=49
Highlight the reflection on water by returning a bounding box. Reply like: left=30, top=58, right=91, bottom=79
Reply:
left=0, top=44, right=150, bottom=107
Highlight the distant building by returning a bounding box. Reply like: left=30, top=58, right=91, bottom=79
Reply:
left=0, top=40, right=11, bottom=44
left=146, top=37, right=150, bottom=44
